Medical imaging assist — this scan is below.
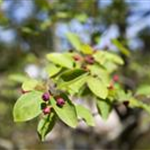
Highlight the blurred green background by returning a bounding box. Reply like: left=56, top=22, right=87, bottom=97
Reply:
left=1, top=0, right=150, bottom=150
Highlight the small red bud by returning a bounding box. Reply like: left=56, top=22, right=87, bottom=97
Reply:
left=42, top=92, right=50, bottom=102
left=113, top=75, right=119, bottom=82
left=43, top=106, right=51, bottom=115
left=56, top=97, right=65, bottom=107
left=84, top=55, right=95, bottom=64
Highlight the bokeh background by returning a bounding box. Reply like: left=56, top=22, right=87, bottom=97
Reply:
left=1, top=0, right=150, bottom=150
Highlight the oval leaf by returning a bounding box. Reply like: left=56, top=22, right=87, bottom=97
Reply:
left=45, top=63, right=61, bottom=77
left=46, top=53, right=74, bottom=69
left=50, top=95, right=77, bottom=128
left=13, top=91, right=43, bottom=122
left=22, top=79, right=38, bottom=91
left=37, top=112, right=56, bottom=141
left=96, top=98, right=112, bottom=120
left=87, top=76, right=108, bottom=99
left=66, top=32, right=82, bottom=51
left=75, top=105, right=95, bottom=126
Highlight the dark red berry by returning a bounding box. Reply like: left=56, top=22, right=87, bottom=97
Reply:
left=42, top=92, right=50, bottom=101
left=43, top=106, right=51, bottom=115
left=56, top=97, right=65, bottom=107
left=84, top=55, right=95, bottom=64
left=113, top=75, right=119, bottom=82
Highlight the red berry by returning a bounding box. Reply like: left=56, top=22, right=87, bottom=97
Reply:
left=113, top=75, right=119, bottom=82
left=42, top=92, right=50, bottom=101
left=56, top=97, right=65, bottom=107
left=43, top=106, right=51, bottom=115
left=84, top=55, right=95, bottom=64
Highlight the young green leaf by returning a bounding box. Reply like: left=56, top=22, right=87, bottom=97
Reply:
left=22, top=79, right=38, bottom=91
left=136, top=85, right=150, bottom=96
left=80, top=44, right=93, bottom=55
left=60, top=69, right=87, bottom=81
left=75, top=105, right=95, bottom=126
left=112, top=39, right=130, bottom=57
left=96, top=98, right=112, bottom=120
left=58, top=72, right=88, bottom=89
left=88, top=64, right=110, bottom=86
left=37, top=112, right=56, bottom=141
left=66, top=32, right=82, bottom=51
left=45, top=63, right=61, bottom=77
left=68, top=75, right=89, bottom=95
left=13, top=91, right=43, bottom=122
left=93, top=51, right=124, bottom=66
left=87, top=76, right=108, bottom=99
left=129, top=98, right=150, bottom=114
left=46, top=53, right=74, bottom=69
left=50, top=95, right=78, bottom=128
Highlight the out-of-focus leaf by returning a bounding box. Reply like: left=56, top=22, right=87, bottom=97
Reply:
left=66, top=32, right=82, bottom=51
left=37, top=112, right=56, bottom=141
left=22, top=79, right=38, bottom=91
left=97, top=98, right=112, bottom=120
left=75, top=104, right=95, bottom=126
left=129, top=98, right=150, bottom=114
left=80, top=44, right=93, bottom=55
left=112, top=39, right=130, bottom=57
left=8, top=74, right=29, bottom=83
left=136, top=85, right=150, bottom=96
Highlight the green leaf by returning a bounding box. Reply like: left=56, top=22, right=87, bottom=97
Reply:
left=136, top=85, right=150, bottom=96
left=46, top=53, right=74, bottom=69
left=87, top=76, right=108, bottom=99
left=129, top=98, right=150, bottom=114
left=22, top=79, right=38, bottom=91
left=45, top=63, right=61, bottom=77
left=50, top=95, right=77, bottom=128
left=93, top=51, right=124, bottom=66
left=88, top=64, right=110, bottom=86
left=58, top=72, right=88, bottom=90
left=97, top=98, right=112, bottom=120
left=75, top=105, right=95, bottom=126
left=112, top=39, right=130, bottom=57
left=13, top=91, right=43, bottom=122
left=68, top=75, right=89, bottom=95
left=80, top=44, right=93, bottom=55
left=37, top=112, right=56, bottom=141
left=60, top=69, right=87, bottom=81
left=8, top=74, right=29, bottom=83
left=66, top=32, right=82, bottom=51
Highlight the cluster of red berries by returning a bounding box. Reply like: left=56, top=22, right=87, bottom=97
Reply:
left=73, top=54, right=95, bottom=65
left=41, top=92, right=65, bottom=115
